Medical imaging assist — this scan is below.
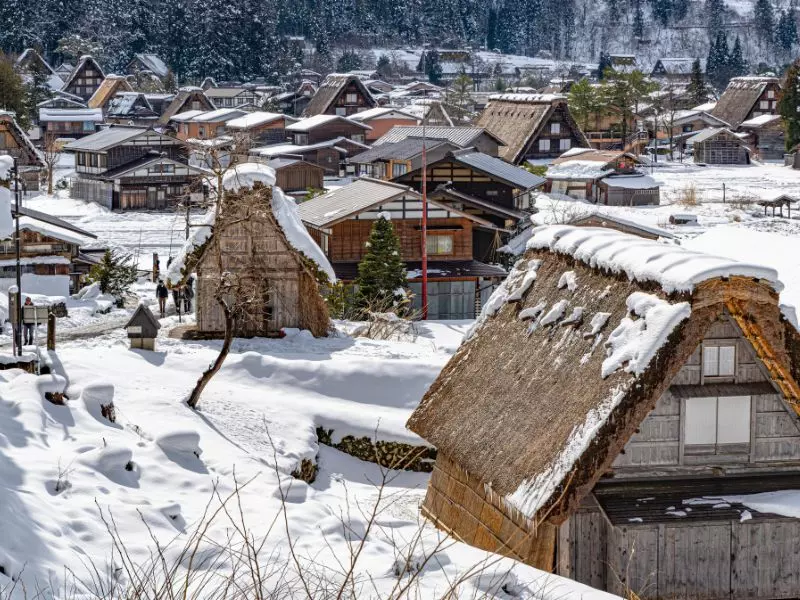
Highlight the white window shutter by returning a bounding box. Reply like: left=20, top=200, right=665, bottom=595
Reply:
left=717, top=396, right=751, bottom=444
left=703, top=346, right=719, bottom=376
left=685, top=397, right=718, bottom=445
left=719, top=345, right=736, bottom=376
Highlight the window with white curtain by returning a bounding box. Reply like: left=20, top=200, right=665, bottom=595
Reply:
left=703, top=344, right=736, bottom=377
left=685, top=396, right=751, bottom=449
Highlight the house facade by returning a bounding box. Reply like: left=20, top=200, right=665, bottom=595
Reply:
left=711, top=76, right=781, bottom=129
left=407, top=224, right=800, bottom=600
left=65, top=127, right=206, bottom=210
left=738, top=115, right=785, bottom=160
left=225, top=112, right=294, bottom=145
left=303, top=74, right=377, bottom=117
left=689, top=128, right=750, bottom=164
left=264, top=158, right=324, bottom=195
left=349, top=107, right=419, bottom=142
left=0, top=112, right=44, bottom=191
left=477, top=94, right=590, bottom=163
left=38, top=108, right=103, bottom=140
left=298, top=177, right=507, bottom=319
left=61, top=56, right=106, bottom=101
left=286, top=114, right=371, bottom=146
left=205, top=87, right=259, bottom=109
left=171, top=108, right=247, bottom=141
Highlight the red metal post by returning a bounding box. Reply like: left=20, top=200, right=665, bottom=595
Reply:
left=420, top=122, right=428, bottom=320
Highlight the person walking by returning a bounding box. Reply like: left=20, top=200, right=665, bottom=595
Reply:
left=183, top=283, right=194, bottom=313
left=172, top=285, right=182, bottom=316
left=156, top=280, right=169, bottom=317
left=22, top=297, right=35, bottom=345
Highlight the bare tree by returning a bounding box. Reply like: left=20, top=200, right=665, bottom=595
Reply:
left=41, top=134, right=60, bottom=195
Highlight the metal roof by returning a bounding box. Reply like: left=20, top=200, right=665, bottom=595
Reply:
left=451, top=150, right=545, bottom=190
left=286, top=114, right=370, bottom=132
left=373, top=126, right=500, bottom=147
left=14, top=206, right=97, bottom=239
left=332, top=259, right=507, bottom=281
left=265, top=157, right=323, bottom=170
left=63, top=126, right=150, bottom=151
left=298, top=177, right=419, bottom=228
left=350, top=138, right=452, bottom=163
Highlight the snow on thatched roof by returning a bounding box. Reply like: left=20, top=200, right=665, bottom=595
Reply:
left=711, top=76, right=780, bottom=128
left=407, top=224, right=798, bottom=525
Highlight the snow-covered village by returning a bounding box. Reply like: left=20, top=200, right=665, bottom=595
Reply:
left=1, top=0, right=800, bottom=596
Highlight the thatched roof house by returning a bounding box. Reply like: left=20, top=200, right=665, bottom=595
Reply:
left=158, top=88, right=215, bottom=125
left=408, top=225, right=800, bottom=598
left=477, top=94, right=590, bottom=164
left=167, top=164, right=333, bottom=338
left=711, top=76, right=781, bottom=129
left=303, top=73, right=376, bottom=117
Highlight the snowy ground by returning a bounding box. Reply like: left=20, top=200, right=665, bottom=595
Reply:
left=0, top=321, right=618, bottom=599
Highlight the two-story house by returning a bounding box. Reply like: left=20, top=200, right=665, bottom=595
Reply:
left=64, top=127, right=208, bottom=210
left=204, top=86, right=259, bottom=110
left=61, top=56, right=106, bottom=102
left=38, top=108, right=104, bottom=140
left=712, top=76, right=782, bottom=129
left=408, top=224, right=800, bottom=600
left=303, top=74, right=377, bottom=117
left=0, top=112, right=44, bottom=191
left=171, top=108, right=247, bottom=141
left=297, top=177, right=507, bottom=319
left=285, top=114, right=371, bottom=146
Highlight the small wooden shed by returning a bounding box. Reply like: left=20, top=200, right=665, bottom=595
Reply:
left=407, top=225, right=800, bottom=600
left=125, top=304, right=161, bottom=350
left=689, top=127, right=750, bottom=165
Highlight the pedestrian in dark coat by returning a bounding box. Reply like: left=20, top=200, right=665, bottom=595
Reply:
left=156, top=280, right=169, bottom=317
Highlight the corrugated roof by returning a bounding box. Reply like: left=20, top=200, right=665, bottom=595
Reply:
left=350, top=138, right=451, bottom=163
left=298, top=177, right=418, bottom=228
left=452, top=150, right=545, bottom=190
left=286, top=114, right=370, bottom=132
left=686, top=127, right=742, bottom=145
left=226, top=111, right=287, bottom=129
left=349, top=106, right=417, bottom=121
left=373, top=126, right=497, bottom=147
left=63, top=126, right=149, bottom=151
left=191, top=108, right=246, bottom=122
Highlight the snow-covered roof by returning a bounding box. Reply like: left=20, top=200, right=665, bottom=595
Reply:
left=132, top=53, right=169, bottom=78
left=600, top=174, right=658, bottom=190
left=225, top=111, right=287, bottom=129
left=190, top=108, right=246, bottom=123
left=286, top=114, right=371, bottom=132
left=488, top=93, right=565, bottom=102
left=39, top=108, right=103, bottom=122
left=739, top=114, right=782, bottom=128
left=348, top=106, right=418, bottom=122
left=252, top=137, right=367, bottom=157
left=18, top=217, right=91, bottom=246
left=169, top=109, right=206, bottom=122
left=546, top=160, right=614, bottom=180
left=527, top=225, right=781, bottom=294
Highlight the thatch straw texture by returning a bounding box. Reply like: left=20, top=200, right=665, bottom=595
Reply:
left=711, top=76, right=780, bottom=128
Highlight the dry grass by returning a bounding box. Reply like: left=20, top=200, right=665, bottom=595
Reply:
left=674, top=183, right=699, bottom=206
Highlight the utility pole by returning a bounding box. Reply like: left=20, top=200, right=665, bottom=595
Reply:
left=420, top=116, right=428, bottom=320
left=13, top=159, right=22, bottom=356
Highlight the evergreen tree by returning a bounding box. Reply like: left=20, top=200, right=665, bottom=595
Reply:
left=336, top=49, right=362, bottom=73
left=24, top=62, right=53, bottom=125
left=754, top=0, right=775, bottom=45
left=86, top=249, right=138, bottom=299
left=355, top=217, right=407, bottom=311
left=568, top=78, right=602, bottom=131
left=705, top=0, right=726, bottom=40
left=425, top=49, right=443, bottom=84
left=376, top=54, right=392, bottom=79
left=0, top=54, right=29, bottom=130
left=634, top=0, right=645, bottom=38
left=706, top=32, right=731, bottom=90
left=779, top=60, right=800, bottom=151
left=777, top=10, right=799, bottom=54
left=729, top=36, right=746, bottom=78
left=446, top=70, right=474, bottom=123
left=687, top=58, right=708, bottom=105
left=597, top=52, right=613, bottom=80
left=650, top=0, right=671, bottom=27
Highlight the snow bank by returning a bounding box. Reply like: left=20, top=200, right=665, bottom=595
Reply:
left=546, top=161, right=613, bottom=180
left=221, top=162, right=277, bottom=191
left=528, top=225, right=783, bottom=294
left=602, top=292, right=691, bottom=378
left=0, top=156, right=13, bottom=180
left=0, top=183, right=14, bottom=239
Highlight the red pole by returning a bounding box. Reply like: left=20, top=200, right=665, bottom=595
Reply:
left=421, top=122, right=428, bottom=320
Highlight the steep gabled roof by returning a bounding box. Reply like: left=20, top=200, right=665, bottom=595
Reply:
left=130, top=54, right=168, bottom=78
left=88, top=75, right=134, bottom=109
left=477, top=94, right=590, bottom=163
left=158, top=88, right=215, bottom=125
left=61, top=56, right=106, bottom=92
left=407, top=225, right=797, bottom=525
left=686, top=126, right=748, bottom=146
left=303, top=73, right=377, bottom=116
left=15, top=49, right=56, bottom=76
left=651, top=58, right=705, bottom=76
left=0, top=113, right=44, bottom=167
left=711, top=76, right=781, bottom=128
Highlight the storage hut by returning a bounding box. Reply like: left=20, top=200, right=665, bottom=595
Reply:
left=125, top=304, right=161, bottom=350
left=167, top=164, right=334, bottom=338
left=407, top=224, right=800, bottom=600
left=688, top=127, right=750, bottom=164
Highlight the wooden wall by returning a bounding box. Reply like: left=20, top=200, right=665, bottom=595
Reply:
left=329, top=217, right=473, bottom=263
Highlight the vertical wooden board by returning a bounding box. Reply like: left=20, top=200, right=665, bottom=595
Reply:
left=571, top=510, right=607, bottom=590
left=659, top=523, right=731, bottom=600
left=732, top=520, right=800, bottom=599
left=557, top=519, right=572, bottom=578
left=605, top=525, right=659, bottom=599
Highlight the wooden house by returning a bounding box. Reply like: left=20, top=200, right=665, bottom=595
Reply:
left=205, top=86, right=259, bottom=110
left=286, top=114, right=371, bottom=146
left=158, top=88, right=215, bottom=126
left=225, top=111, right=294, bottom=145
left=271, top=81, right=317, bottom=117
left=126, top=54, right=169, bottom=79
left=87, top=75, right=134, bottom=113
left=373, top=126, right=503, bottom=157
left=297, top=177, right=507, bottom=319
left=403, top=101, right=454, bottom=127
left=64, top=127, right=207, bottom=210
left=54, top=62, right=74, bottom=79
left=544, top=149, right=640, bottom=197
left=689, top=127, right=750, bottom=164
left=0, top=112, right=44, bottom=191
left=38, top=108, right=103, bottom=140
left=105, top=92, right=161, bottom=126
left=477, top=94, right=590, bottom=164
left=0, top=207, right=97, bottom=295
left=738, top=114, right=785, bottom=160
left=571, top=212, right=675, bottom=240
left=264, top=158, right=324, bottom=194
left=14, top=49, right=63, bottom=92
left=177, top=175, right=332, bottom=338
left=303, top=73, right=377, bottom=117
left=251, top=137, right=369, bottom=175
left=172, top=108, right=247, bottom=141
left=668, top=109, right=729, bottom=137
left=61, top=56, right=106, bottom=102
left=711, top=76, right=781, bottom=129
left=351, top=138, right=461, bottom=180
left=597, top=173, right=660, bottom=206
left=348, top=107, right=419, bottom=142
left=650, top=58, right=704, bottom=83
left=37, top=93, right=87, bottom=111
left=393, top=149, right=545, bottom=262
left=407, top=224, right=800, bottom=600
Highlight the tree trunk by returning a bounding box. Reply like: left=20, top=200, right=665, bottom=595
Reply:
left=186, top=298, right=233, bottom=409
left=47, top=168, right=53, bottom=195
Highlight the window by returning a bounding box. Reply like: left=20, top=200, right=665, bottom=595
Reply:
left=346, top=93, right=358, bottom=104
left=538, top=138, right=551, bottom=152
left=83, top=121, right=95, bottom=132
left=351, top=133, right=365, bottom=144
left=198, top=126, right=205, bottom=138
left=685, top=396, right=751, bottom=449
left=335, top=107, right=347, bottom=116
left=550, top=122, right=561, bottom=134
left=426, top=234, right=454, bottom=255
left=760, top=100, right=769, bottom=110
left=191, top=101, right=200, bottom=110
left=703, top=344, right=736, bottom=377
left=768, top=89, right=775, bottom=99
left=559, top=138, right=571, bottom=151
left=391, top=162, right=407, bottom=178
left=295, top=133, right=308, bottom=145
left=148, top=164, right=175, bottom=175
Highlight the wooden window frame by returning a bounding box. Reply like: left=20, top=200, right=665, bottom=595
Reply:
left=682, top=395, right=752, bottom=458
left=701, top=340, right=737, bottom=383
left=426, top=233, right=454, bottom=256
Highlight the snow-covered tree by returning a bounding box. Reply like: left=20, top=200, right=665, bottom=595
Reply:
left=754, top=0, right=775, bottom=45
left=779, top=60, right=800, bottom=151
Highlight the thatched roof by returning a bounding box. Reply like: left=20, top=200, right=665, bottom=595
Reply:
left=476, top=94, right=590, bottom=164
left=407, top=225, right=799, bottom=524
left=711, top=76, right=780, bottom=128
left=158, top=89, right=215, bottom=125
left=88, top=76, right=134, bottom=110
left=62, top=56, right=105, bottom=92
left=303, top=73, right=376, bottom=117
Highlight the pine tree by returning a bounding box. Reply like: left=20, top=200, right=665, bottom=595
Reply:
left=355, top=217, right=407, bottom=312
left=376, top=54, right=392, bottom=79
left=754, top=0, right=775, bottom=45
left=687, top=58, right=708, bottom=105
left=707, top=32, right=731, bottom=90
left=597, top=52, right=613, bottom=80
left=336, top=49, right=362, bottom=72
left=0, top=54, right=29, bottom=130
left=705, top=0, right=726, bottom=40
left=729, top=36, right=746, bottom=78
left=86, top=249, right=139, bottom=299
left=779, top=60, right=800, bottom=151
left=777, top=10, right=799, bottom=54
left=568, top=78, right=601, bottom=131
left=425, top=49, right=443, bottom=84
left=633, top=0, right=645, bottom=38
left=650, top=0, right=671, bottom=27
